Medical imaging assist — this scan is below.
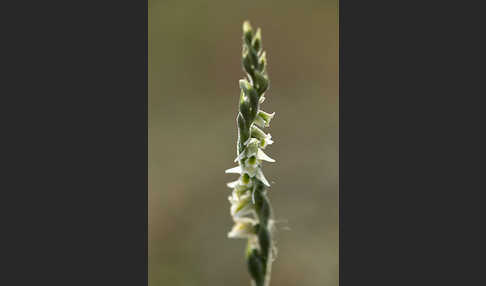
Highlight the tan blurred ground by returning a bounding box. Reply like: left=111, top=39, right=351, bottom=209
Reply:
left=149, top=1, right=338, bottom=285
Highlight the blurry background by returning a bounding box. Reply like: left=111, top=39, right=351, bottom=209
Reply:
left=149, top=0, right=338, bottom=285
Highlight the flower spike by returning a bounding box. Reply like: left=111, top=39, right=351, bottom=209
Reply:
left=225, top=21, right=277, bottom=286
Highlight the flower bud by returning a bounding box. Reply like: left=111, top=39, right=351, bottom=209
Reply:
left=243, top=21, right=253, bottom=45
left=254, top=70, right=268, bottom=94
left=239, top=80, right=259, bottom=111
left=258, top=51, right=267, bottom=70
left=242, top=49, right=253, bottom=75
left=237, top=114, right=249, bottom=150
left=239, top=94, right=252, bottom=123
left=252, top=28, right=262, bottom=51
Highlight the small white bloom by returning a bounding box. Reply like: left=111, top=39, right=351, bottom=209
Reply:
left=228, top=218, right=257, bottom=239
left=242, top=156, right=259, bottom=177
left=250, top=125, right=274, bottom=149
left=234, top=138, right=259, bottom=162
left=229, top=192, right=253, bottom=217
left=254, top=110, right=275, bottom=128
left=243, top=138, right=260, bottom=157
left=254, top=117, right=266, bottom=129
left=235, top=141, right=275, bottom=164
left=259, top=96, right=266, bottom=104
left=245, top=155, right=259, bottom=167
left=259, top=136, right=274, bottom=149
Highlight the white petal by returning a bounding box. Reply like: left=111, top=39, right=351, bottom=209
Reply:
left=254, top=116, right=266, bottom=128
left=243, top=165, right=258, bottom=177
left=231, top=203, right=253, bottom=217
left=233, top=217, right=256, bottom=224
left=244, top=156, right=259, bottom=167
left=230, top=194, right=253, bottom=217
left=227, top=218, right=256, bottom=239
left=256, top=168, right=270, bottom=187
left=256, top=149, right=275, bottom=162
left=227, top=180, right=239, bottom=188
left=225, top=166, right=242, bottom=174
left=245, top=139, right=260, bottom=157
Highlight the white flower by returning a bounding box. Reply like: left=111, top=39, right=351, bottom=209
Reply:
left=234, top=138, right=260, bottom=162
left=254, top=110, right=275, bottom=128
left=259, top=136, right=273, bottom=149
left=229, top=192, right=253, bottom=217
left=228, top=157, right=259, bottom=178
left=250, top=125, right=273, bottom=149
left=236, top=139, right=275, bottom=164
left=241, top=155, right=261, bottom=176
left=228, top=218, right=257, bottom=239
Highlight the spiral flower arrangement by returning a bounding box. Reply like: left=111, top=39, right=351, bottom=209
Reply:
left=225, top=21, right=276, bottom=286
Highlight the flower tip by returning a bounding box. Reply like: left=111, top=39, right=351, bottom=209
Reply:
left=254, top=28, right=261, bottom=38
left=243, top=21, right=252, bottom=33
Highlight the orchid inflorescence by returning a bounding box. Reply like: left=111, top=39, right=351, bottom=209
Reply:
left=225, top=20, right=276, bottom=286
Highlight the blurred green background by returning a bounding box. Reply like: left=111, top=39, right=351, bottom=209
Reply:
left=149, top=0, right=338, bottom=285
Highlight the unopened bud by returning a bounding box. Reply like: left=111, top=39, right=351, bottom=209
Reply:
left=243, top=21, right=253, bottom=45
left=252, top=28, right=262, bottom=51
